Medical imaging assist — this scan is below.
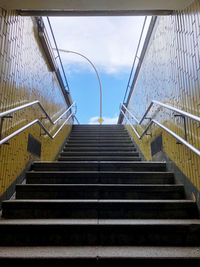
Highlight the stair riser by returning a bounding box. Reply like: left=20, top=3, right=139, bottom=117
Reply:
left=64, top=144, right=135, bottom=147
left=69, top=133, right=130, bottom=140
left=0, top=224, right=200, bottom=246
left=72, top=130, right=126, bottom=131
left=70, top=129, right=126, bottom=131
left=67, top=140, right=132, bottom=143
left=70, top=129, right=127, bottom=131
left=69, top=133, right=128, bottom=136
left=2, top=202, right=197, bottom=219
left=68, top=136, right=131, bottom=142
left=72, top=126, right=125, bottom=128
left=32, top=163, right=166, bottom=172
left=15, top=192, right=184, bottom=200
left=63, top=147, right=137, bottom=152
left=0, top=258, right=200, bottom=264
left=72, top=125, right=124, bottom=127
left=66, top=142, right=133, bottom=146
left=26, top=172, right=175, bottom=184
left=72, top=129, right=125, bottom=131
left=58, top=157, right=141, bottom=161
left=16, top=185, right=185, bottom=200
left=60, top=152, right=139, bottom=156
left=32, top=167, right=164, bottom=171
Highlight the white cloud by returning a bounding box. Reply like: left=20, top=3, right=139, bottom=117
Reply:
left=44, top=16, right=146, bottom=74
left=89, top=116, right=118, bottom=125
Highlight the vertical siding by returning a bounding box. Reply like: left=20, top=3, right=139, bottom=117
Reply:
left=126, top=0, right=200, bottom=192
left=0, top=9, right=72, bottom=198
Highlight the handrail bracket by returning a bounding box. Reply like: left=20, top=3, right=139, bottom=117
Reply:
left=173, top=113, right=187, bottom=141
left=0, top=115, right=13, bottom=142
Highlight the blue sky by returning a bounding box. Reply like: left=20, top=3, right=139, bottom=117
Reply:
left=67, top=68, right=129, bottom=124
left=44, top=16, right=148, bottom=124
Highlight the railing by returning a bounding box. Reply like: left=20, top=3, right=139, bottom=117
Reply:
left=120, top=101, right=200, bottom=157
left=0, top=102, right=78, bottom=146
left=122, top=16, right=155, bottom=105
left=118, top=16, right=157, bottom=125
left=37, top=17, right=70, bottom=94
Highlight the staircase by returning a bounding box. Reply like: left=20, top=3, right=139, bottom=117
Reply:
left=0, top=124, right=200, bottom=264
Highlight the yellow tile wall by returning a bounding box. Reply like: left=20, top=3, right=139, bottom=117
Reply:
left=0, top=9, right=72, bottom=197
left=126, top=0, right=200, bottom=191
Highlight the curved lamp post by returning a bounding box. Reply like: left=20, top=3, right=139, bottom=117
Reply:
left=56, top=49, right=103, bottom=124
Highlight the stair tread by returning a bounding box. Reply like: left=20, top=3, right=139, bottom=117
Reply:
left=0, top=246, right=200, bottom=259
left=3, top=199, right=195, bottom=203
left=33, top=161, right=166, bottom=164
left=26, top=171, right=173, bottom=174
left=1, top=219, right=200, bottom=225
left=67, top=139, right=131, bottom=141
left=58, top=157, right=142, bottom=161
left=16, top=184, right=182, bottom=187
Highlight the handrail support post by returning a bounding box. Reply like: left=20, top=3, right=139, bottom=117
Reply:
left=40, top=116, right=48, bottom=136
left=145, top=117, right=152, bottom=137
left=0, top=115, right=13, bottom=145
left=174, top=113, right=187, bottom=141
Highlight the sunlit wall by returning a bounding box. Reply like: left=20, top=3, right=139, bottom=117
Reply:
left=0, top=9, right=72, bottom=201
left=125, top=0, right=200, bottom=196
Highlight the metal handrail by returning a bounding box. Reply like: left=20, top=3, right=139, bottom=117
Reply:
left=120, top=102, right=200, bottom=157
left=0, top=102, right=77, bottom=146
left=0, top=101, right=77, bottom=123
left=46, top=17, right=70, bottom=93
left=123, top=16, right=147, bottom=104
left=118, top=17, right=157, bottom=125
left=139, top=100, right=200, bottom=124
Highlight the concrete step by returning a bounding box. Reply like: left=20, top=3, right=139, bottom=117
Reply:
left=63, top=146, right=137, bottom=152
left=60, top=151, right=139, bottom=157
left=2, top=200, right=198, bottom=219
left=26, top=171, right=175, bottom=185
left=70, top=130, right=128, bottom=133
left=58, top=157, right=142, bottom=161
left=31, top=161, right=167, bottom=172
left=15, top=184, right=185, bottom=200
left=64, top=143, right=135, bottom=147
left=72, top=125, right=124, bottom=128
left=70, top=130, right=127, bottom=134
left=69, top=134, right=130, bottom=138
left=72, top=127, right=125, bottom=131
left=66, top=140, right=133, bottom=144
left=68, top=136, right=131, bottom=140
left=0, top=246, right=200, bottom=264
left=2, top=123, right=199, bottom=263
left=0, top=219, right=200, bottom=246
left=72, top=127, right=127, bottom=133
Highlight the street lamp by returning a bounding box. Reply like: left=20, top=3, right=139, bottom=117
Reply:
left=55, top=48, right=103, bottom=124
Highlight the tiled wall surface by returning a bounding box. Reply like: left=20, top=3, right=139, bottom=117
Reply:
left=126, top=0, right=200, bottom=192
left=0, top=9, right=72, bottom=198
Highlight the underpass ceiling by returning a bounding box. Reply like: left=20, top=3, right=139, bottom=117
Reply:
left=0, top=0, right=194, bottom=12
